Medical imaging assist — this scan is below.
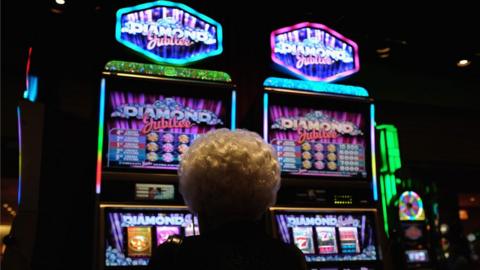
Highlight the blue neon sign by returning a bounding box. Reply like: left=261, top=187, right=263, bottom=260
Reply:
left=116, top=1, right=223, bottom=65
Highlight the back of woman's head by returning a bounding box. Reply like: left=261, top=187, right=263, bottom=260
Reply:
left=179, top=128, right=281, bottom=222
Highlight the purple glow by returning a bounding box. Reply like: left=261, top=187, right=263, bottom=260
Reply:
left=269, top=105, right=364, bottom=143
left=268, top=104, right=367, bottom=177
left=271, top=22, right=360, bottom=82
left=108, top=92, right=224, bottom=133
left=17, top=107, right=22, bottom=204
left=156, top=226, right=180, bottom=245
left=106, top=91, right=226, bottom=170
left=105, top=208, right=198, bottom=266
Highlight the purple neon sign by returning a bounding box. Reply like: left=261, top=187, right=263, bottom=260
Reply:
left=116, top=1, right=223, bottom=65
left=271, top=22, right=360, bottom=82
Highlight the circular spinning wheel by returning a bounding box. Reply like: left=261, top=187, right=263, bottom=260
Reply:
left=399, top=191, right=425, bottom=221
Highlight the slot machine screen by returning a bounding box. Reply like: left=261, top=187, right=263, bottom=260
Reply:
left=270, top=208, right=379, bottom=263
left=405, top=250, right=429, bottom=263
left=103, top=77, right=231, bottom=171
left=103, top=206, right=199, bottom=267
left=135, top=184, right=175, bottom=201
left=266, top=92, right=370, bottom=179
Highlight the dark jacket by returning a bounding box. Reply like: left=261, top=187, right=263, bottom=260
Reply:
left=148, top=221, right=308, bottom=270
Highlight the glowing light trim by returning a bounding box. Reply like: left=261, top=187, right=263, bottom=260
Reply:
left=270, top=22, right=360, bottom=82
left=23, top=75, right=38, bottom=102
left=376, top=124, right=404, bottom=237
left=104, top=60, right=231, bottom=82
left=370, top=104, right=378, bottom=201
left=115, top=1, right=223, bottom=65
left=23, top=48, right=38, bottom=102
left=379, top=175, right=389, bottom=237
left=25, top=47, right=32, bottom=90
left=377, top=124, right=402, bottom=173
left=263, top=77, right=368, bottom=97
left=17, top=107, right=22, bottom=204
left=96, top=79, right=106, bottom=194
left=263, top=93, right=269, bottom=141
left=231, top=90, right=236, bottom=130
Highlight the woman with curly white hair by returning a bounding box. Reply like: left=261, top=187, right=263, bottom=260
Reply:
left=149, top=128, right=307, bottom=270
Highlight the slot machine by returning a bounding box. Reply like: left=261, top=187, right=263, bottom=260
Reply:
left=395, top=191, right=432, bottom=269
left=263, top=21, right=384, bottom=270
left=94, top=2, right=235, bottom=269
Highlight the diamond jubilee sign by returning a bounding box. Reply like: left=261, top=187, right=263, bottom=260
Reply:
left=271, top=22, right=359, bottom=82
left=116, top=1, right=223, bottom=65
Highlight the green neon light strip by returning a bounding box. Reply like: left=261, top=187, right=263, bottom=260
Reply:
left=385, top=173, right=391, bottom=207
left=386, top=132, right=398, bottom=172
left=379, top=130, right=388, bottom=173
left=104, top=60, right=232, bottom=83
left=390, top=175, right=397, bottom=197
left=379, top=175, right=389, bottom=237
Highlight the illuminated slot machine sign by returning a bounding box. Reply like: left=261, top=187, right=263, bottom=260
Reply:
left=116, top=1, right=223, bottom=65
left=397, top=191, right=430, bottom=267
left=103, top=206, right=199, bottom=267
left=271, top=22, right=359, bottom=82
left=270, top=208, right=379, bottom=263
left=266, top=90, right=369, bottom=179
left=103, top=76, right=230, bottom=171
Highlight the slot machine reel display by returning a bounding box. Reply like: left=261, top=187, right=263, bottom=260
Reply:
left=262, top=76, right=382, bottom=270
left=271, top=208, right=379, bottom=264
left=103, top=205, right=199, bottom=267
left=97, top=62, right=235, bottom=269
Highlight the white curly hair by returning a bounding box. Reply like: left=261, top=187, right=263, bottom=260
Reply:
left=178, top=128, right=281, bottom=221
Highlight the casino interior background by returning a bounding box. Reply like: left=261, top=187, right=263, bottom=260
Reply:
left=2, top=1, right=480, bottom=269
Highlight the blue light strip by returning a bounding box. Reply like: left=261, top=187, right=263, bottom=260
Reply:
left=263, top=77, right=369, bottom=97
left=96, top=79, right=106, bottom=194
left=115, top=1, right=223, bottom=65
left=370, top=104, right=378, bottom=201
left=17, top=107, right=22, bottom=205
left=263, top=93, right=269, bottom=141
left=23, top=75, right=38, bottom=102
left=231, top=90, right=236, bottom=130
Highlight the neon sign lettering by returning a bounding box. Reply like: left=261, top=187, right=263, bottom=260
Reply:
left=111, top=98, right=223, bottom=126
left=286, top=215, right=360, bottom=227
left=271, top=111, right=362, bottom=144
left=116, top=1, right=223, bottom=65
left=271, top=22, right=360, bottom=82
left=120, top=213, right=196, bottom=227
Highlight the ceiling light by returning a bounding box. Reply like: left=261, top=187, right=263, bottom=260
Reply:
left=55, top=0, right=65, bottom=5
left=457, top=59, right=471, bottom=67
left=467, top=233, right=476, bottom=242
left=440, top=224, right=449, bottom=234
left=376, top=47, right=390, bottom=54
